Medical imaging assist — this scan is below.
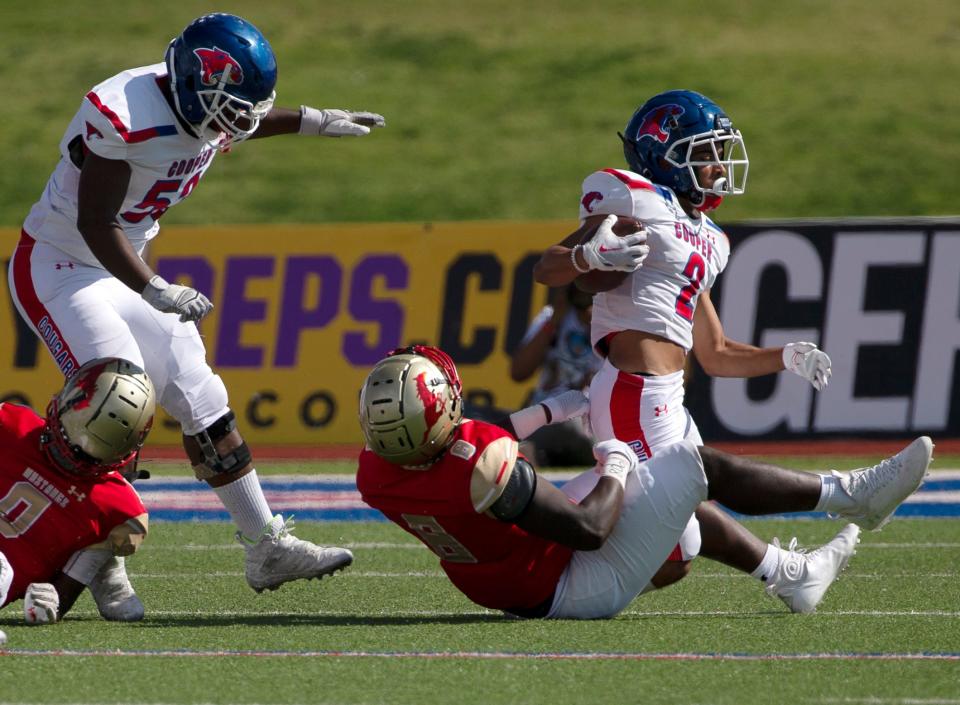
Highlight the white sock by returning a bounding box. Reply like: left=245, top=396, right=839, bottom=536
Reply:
left=212, top=470, right=279, bottom=542
left=750, top=543, right=782, bottom=584
left=814, top=472, right=856, bottom=513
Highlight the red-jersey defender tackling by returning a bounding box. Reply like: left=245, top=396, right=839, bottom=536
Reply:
left=356, top=345, right=930, bottom=619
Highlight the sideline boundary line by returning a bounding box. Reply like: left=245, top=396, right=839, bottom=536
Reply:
left=1, top=648, right=958, bottom=662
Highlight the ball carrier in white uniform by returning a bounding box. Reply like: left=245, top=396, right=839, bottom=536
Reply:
left=8, top=13, right=386, bottom=618
left=535, top=90, right=840, bottom=612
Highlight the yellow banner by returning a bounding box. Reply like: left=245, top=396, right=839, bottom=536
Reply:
left=0, top=222, right=574, bottom=445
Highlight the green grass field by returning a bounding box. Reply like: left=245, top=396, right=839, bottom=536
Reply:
left=2, top=1, right=959, bottom=226
left=1, top=458, right=958, bottom=705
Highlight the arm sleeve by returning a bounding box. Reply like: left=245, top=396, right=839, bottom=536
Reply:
left=488, top=456, right=538, bottom=522
left=62, top=547, right=113, bottom=586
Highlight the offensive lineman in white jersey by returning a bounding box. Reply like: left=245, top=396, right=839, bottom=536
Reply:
left=534, top=90, right=846, bottom=613
left=7, top=13, right=385, bottom=619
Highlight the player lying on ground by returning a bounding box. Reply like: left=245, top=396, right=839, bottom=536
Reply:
left=0, top=358, right=154, bottom=644
left=356, top=346, right=932, bottom=619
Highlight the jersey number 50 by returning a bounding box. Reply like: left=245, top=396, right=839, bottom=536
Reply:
left=120, top=173, right=202, bottom=224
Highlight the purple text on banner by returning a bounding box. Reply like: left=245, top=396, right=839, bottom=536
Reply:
left=216, top=257, right=275, bottom=367
left=275, top=256, right=342, bottom=367
left=343, top=255, right=408, bottom=365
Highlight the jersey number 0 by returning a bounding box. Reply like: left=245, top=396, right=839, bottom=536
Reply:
left=0, top=481, right=52, bottom=538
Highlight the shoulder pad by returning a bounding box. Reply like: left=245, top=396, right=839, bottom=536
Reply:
left=580, top=169, right=675, bottom=222
left=79, top=93, right=132, bottom=160
left=468, top=435, right=519, bottom=513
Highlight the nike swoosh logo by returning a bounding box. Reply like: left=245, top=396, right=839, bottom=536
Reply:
left=598, top=245, right=622, bottom=253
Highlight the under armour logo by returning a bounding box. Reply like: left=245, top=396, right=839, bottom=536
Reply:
left=55, top=262, right=75, bottom=270
left=67, top=485, right=87, bottom=502
left=654, top=404, right=669, bottom=417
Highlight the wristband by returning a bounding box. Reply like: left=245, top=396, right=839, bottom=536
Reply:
left=596, top=452, right=631, bottom=490
left=299, top=105, right=325, bottom=136
left=570, top=244, right=590, bottom=273
left=509, top=404, right=548, bottom=440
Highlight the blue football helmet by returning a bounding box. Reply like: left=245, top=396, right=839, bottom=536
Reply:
left=621, top=90, right=748, bottom=210
left=165, top=13, right=277, bottom=143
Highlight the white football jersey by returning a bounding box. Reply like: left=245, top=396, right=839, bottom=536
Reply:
left=578, top=168, right=731, bottom=352
left=23, top=63, right=217, bottom=268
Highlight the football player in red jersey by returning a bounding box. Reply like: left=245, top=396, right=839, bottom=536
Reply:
left=0, top=358, right=154, bottom=639
left=357, top=346, right=931, bottom=618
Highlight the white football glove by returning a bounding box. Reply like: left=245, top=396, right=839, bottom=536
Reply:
left=593, top=438, right=638, bottom=490
left=541, top=389, right=590, bottom=425
left=24, top=583, right=60, bottom=624
left=142, top=275, right=213, bottom=323
left=783, top=341, right=832, bottom=391
left=580, top=215, right=649, bottom=272
left=299, top=106, right=386, bottom=137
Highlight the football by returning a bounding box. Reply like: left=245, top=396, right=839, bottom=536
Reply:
left=574, top=215, right=643, bottom=293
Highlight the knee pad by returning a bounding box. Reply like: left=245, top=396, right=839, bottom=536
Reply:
left=160, top=369, right=229, bottom=436
left=189, top=410, right=253, bottom=480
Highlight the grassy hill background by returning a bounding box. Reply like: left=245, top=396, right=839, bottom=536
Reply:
left=1, top=0, right=957, bottom=226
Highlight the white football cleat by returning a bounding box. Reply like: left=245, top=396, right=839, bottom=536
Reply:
left=766, top=523, right=861, bottom=614
left=834, top=436, right=933, bottom=531
left=241, top=516, right=353, bottom=593
left=0, top=628, right=6, bottom=646
left=88, top=556, right=145, bottom=622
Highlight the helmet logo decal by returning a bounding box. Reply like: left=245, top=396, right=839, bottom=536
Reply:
left=415, top=372, right=445, bottom=442
left=581, top=191, right=604, bottom=213
left=193, top=46, right=244, bottom=87
left=635, top=104, right=685, bottom=144
left=69, top=360, right=111, bottom=411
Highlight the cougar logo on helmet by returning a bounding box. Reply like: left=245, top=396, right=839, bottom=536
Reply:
left=622, top=90, right=749, bottom=208
left=581, top=191, right=604, bottom=213
left=166, top=14, right=277, bottom=143
left=194, top=47, right=244, bottom=87
left=636, top=104, right=685, bottom=144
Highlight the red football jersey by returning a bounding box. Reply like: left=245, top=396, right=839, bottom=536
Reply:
left=357, top=419, right=573, bottom=612
left=0, top=402, right=147, bottom=606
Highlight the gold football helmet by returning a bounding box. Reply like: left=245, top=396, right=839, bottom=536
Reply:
left=43, top=358, right=156, bottom=478
left=359, top=346, right=463, bottom=467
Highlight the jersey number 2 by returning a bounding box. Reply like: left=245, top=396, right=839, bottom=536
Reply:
left=675, top=252, right=706, bottom=321
left=0, top=481, right=52, bottom=538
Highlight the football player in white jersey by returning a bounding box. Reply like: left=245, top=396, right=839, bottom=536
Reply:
left=533, top=90, right=839, bottom=612
left=7, top=13, right=384, bottom=618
